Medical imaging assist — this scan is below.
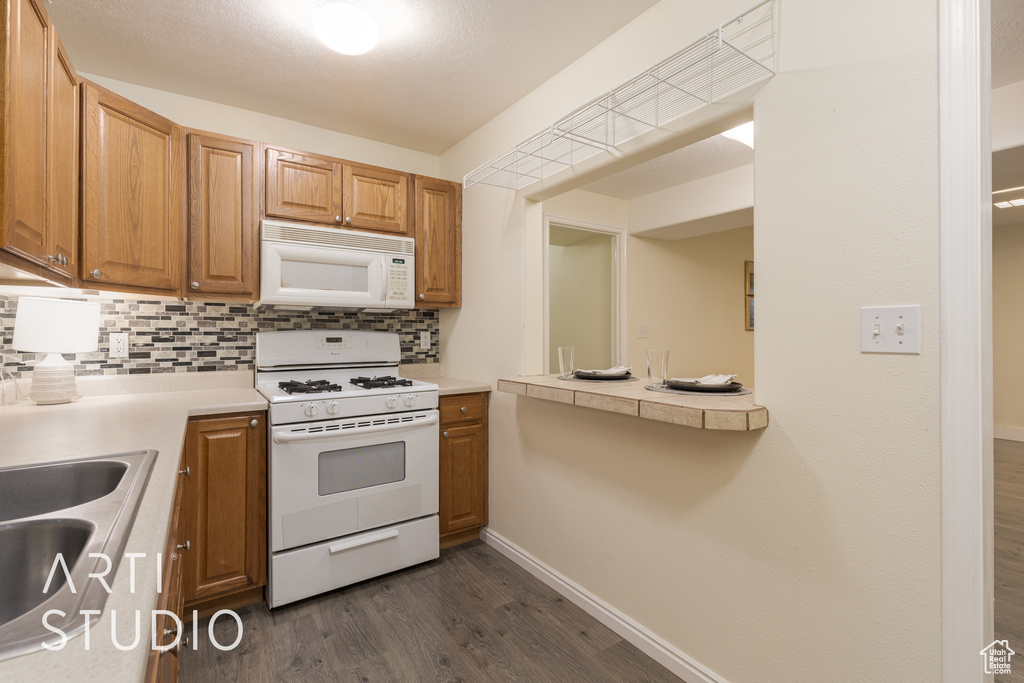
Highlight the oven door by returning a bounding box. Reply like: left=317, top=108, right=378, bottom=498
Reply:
left=269, top=409, right=438, bottom=553
left=260, top=240, right=388, bottom=307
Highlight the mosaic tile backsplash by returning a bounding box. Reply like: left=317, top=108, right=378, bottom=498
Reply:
left=0, top=295, right=438, bottom=379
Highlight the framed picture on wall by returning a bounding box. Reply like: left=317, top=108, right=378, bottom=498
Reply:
left=745, top=261, right=754, bottom=331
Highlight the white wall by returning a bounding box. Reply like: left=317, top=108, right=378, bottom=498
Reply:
left=439, top=2, right=943, bottom=682
left=82, top=74, right=440, bottom=177
left=628, top=164, right=754, bottom=239
left=548, top=235, right=613, bottom=372
left=993, top=79, right=1024, bottom=152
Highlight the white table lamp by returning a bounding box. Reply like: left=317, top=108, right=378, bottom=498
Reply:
left=12, top=297, right=101, bottom=405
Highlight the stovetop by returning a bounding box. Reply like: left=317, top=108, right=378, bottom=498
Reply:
left=256, top=367, right=437, bottom=403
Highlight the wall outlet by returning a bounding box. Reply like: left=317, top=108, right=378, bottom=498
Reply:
left=419, top=330, right=430, bottom=350
left=109, top=332, right=129, bottom=358
left=638, top=324, right=648, bottom=339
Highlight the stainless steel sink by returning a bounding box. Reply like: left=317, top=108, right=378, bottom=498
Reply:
left=0, top=460, right=127, bottom=521
left=0, top=451, right=156, bottom=661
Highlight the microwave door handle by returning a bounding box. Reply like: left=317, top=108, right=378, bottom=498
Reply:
left=381, top=258, right=388, bottom=302
left=272, top=413, right=439, bottom=444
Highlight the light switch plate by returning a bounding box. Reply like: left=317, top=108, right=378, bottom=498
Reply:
left=638, top=324, right=648, bottom=339
left=860, top=305, right=920, bottom=354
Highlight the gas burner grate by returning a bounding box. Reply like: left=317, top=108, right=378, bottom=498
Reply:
left=279, top=379, right=346, bottom=394
left=349, top=376, right=415, bottom=390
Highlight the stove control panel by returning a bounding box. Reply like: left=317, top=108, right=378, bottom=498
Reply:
left=271, top=391, right=439, bottom=425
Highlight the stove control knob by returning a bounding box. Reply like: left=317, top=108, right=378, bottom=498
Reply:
left=304, top=403, right=319, bottom=418
left=326, top=401, right=340, bottom=415
left=404, top=395, right=417, bottom=408
left=385, top=396, right=398, bottom=409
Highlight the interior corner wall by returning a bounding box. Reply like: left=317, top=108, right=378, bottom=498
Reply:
left=627, top=226, right=754, bottom=386
left=993, top=223, right=1024, bottom=431
left=438, top=0, right=943, bottom=681
left=80, top=74, right=440, bottom=177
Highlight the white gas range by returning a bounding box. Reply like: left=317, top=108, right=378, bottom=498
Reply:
left=255, top=330, right=440, bottom=608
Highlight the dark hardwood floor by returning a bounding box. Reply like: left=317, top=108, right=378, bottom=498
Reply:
left=996, top=439, right=1024, bottom=683
left=181, top=540, right=683, bottom=682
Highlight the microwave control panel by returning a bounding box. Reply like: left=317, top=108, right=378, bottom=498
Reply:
left=385, top=256, right=413, bottom=306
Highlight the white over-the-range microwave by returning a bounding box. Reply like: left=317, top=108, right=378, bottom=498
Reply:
left=259, top=219, right=415, bottom=310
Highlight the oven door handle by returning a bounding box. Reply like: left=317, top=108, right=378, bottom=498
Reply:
left=272, top=413, right=439, bottom=444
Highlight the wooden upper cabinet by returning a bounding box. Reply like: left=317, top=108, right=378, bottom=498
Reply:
left=342, top=163, right=409, bottom=234
left=0, top=0, right=76, bottom=281
left=187, top=132, right=257, bottom=298
left=47, top=32, right=78, bottom=279
left=81, top=81, right=184, bottom=293
left=414, top=176, right=462, bottom=307
left=265, top=147, right=343, bottom=224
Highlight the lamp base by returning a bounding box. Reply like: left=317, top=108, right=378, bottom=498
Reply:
left=30, top=353, right=79, bottom=405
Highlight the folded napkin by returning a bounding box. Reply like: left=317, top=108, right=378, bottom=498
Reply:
left=577, top=365, right=632, bottom=376
left=671, top=374, right=737, bottom=384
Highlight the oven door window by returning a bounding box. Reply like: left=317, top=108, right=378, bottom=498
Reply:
left=318, top=441, right=406, bottom=495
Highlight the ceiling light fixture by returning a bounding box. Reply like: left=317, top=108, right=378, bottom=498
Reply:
left=1010, top=199, right=1024, bottom=207
left=995, top=201, right=1014, bottom=208
left=312, top=0, right=379, bottom=56
left=721, top=121, right=754, bottom=148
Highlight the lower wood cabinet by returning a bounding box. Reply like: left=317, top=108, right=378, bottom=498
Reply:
left=146, top=463, right=185, bottom=683
left=439, top=392, right=488, bottom=547
left=179, top=412, right=267, bottom=617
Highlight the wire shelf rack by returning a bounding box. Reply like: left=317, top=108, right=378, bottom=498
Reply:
left=463, top=0, right=777, bottom=191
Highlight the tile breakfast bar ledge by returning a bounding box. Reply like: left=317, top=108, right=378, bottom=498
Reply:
left=497, top=375, right=769, bottom=431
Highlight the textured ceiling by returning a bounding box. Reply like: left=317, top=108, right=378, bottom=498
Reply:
left=43, top=0, right=659, bottom=154
left=579, top=134, right=754, bottom=201
left=993, top=0, right=1024, bottom=88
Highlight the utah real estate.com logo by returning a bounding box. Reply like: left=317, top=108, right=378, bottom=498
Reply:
left=980, top=640, right=1015, bottom=676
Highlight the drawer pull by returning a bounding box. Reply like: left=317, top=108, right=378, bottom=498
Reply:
left=443, top=431, right=449, bottom=438
left=250, top=419, right=259, bottom=428
left=179, top=466, right=190, bottom=477
left=460, top=406, right=467, bottom=414
left=329, top=528, right=399, bottom=554
left=177, top=540, right=191, bottom=551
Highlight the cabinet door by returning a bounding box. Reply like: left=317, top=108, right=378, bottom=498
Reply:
left=187, top=133, right=256, bottom=297
left=265, top=147, right=342, bottom=224
left=181, top=414, right=266, bottom=604
left=46, top=32, right=78, bottom=278
left=342, top=164, right=409, bottom=234
left=1, top=0, right=50, bottom=265
left=81, top=82, right=183, bottom=292
left=414, top=176, right=461, bottom=307
left=440, top=422, right=488, bottom=534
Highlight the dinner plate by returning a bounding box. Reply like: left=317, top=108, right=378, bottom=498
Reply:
left=664, top=379, right=743, bottom=392
left=573, top=370, right=632, bottom=380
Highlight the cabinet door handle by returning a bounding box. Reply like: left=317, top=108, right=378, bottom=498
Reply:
left=190, top=281, right=199, bottom=289
left=443, top=431, right=449, bottom=438
left=335, top=215, right=342, bottom=223
left=179, top=466, right=190, bottom=477
left=460, top=406, right=467, bottom=414
left=250, top=419, right=259, bottom=428
left=345, top=216, right=352, bottom=224
left=177, top=540, right=191, bottom=551
left=418, top=293, right=425, bottom=300
left=61, top=255, right=68, bottom=266
left=90, top=269, right=102, bottom=278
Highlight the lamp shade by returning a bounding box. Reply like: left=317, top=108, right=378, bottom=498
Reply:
left=12, top=297, right=100, bottom=354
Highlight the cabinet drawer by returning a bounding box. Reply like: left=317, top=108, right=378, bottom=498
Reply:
left=268, top=515, right=439, bottom=608
left=440, top=393, right=487, bottom=424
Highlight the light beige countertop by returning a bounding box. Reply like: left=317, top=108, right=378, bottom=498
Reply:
left=0, top=388, right=267, bottom=682
left=497, top=375, right=768, bottom=431
left=424, top=377, right=492, bottom=396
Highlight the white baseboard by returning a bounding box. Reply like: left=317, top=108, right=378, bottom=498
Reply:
left=994, top=426, right=1024, bottom=442
left=480, top=528, right=728, bottom=683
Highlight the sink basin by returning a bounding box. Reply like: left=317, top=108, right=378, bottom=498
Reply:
left=0, top=460, right=127, bottom=521
left=0, top=451, right=156, bottom=661
left=0, top=520, right=93, bottom=625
